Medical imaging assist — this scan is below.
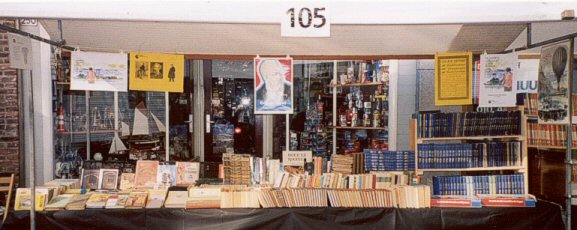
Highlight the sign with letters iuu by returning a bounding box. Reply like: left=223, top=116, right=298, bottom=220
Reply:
left=281, top=6, right=330, bottom=37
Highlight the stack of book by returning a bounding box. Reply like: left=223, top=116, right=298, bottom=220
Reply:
left=352, top=152, right=365, bottom=174
left=272, top=172, right=410, bottom=189
left=364, top=150, right=415, bottom=171
left=220, top=188, right=260, bottom=208
left=432, top=174, right=525, bottom=196
left=327, top=185, right=431, bottom=208
left=223, top=154, right=251, bottom=184
left=416, top=111, right=522, bottom=138
left=331, top=154, right=354, bottom=174
left=186, top=187, right=221, bottom=208
left=258, top=188, right=328, bottom=208
left=418, top=142, right=521, bottom=169
left=526, top=122, right=577, bottom=147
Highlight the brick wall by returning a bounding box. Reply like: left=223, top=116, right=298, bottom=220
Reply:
left=0, top=19, right=20, bottom=180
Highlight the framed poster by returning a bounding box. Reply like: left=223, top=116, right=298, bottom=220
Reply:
left=70, top=51, right=128, bottom=92
left=538, top=41, right=571, bottom=124
left=434, top=52, right=473, bottom=106
left=479, top=53, right=518, bottom=107
left=254, top=57, right=293, bottom=114
left=7, top=33, right=32, bottom=70
left=129, top=52, right=184, bottom=92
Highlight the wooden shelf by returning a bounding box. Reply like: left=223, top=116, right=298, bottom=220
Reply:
left=332, top=126, right=388, bottom=130
left=330, top=82, right=385, bottom=88
left=527, top=145, right=577, bottom=150
left=418, top=166, right=524, bottom=172
left=57, top=129, right=120, bottom=135
left=417, top=135, right=523, bottom=142
left=56, top=81, right=71, bottom=85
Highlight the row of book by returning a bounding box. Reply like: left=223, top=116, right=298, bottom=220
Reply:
left=523, top=93, right=537, bottom=116
left=526, top=122, right=577, bottom=147
left=431, top=194, right=536, bottom=208
left=258, top=188, right=328, bottom=208
left=432, top=174, right=525, bottom=196
left=417, top=142, right=521, bottom=169
left=81, top=161, right=200, bottom=191
left=416, top=111, right=522, bottom=138
left=272, top=172, right=411, bottom=190
left=327, top=186, right=430, bottom=208
left=18, top=185, right=433, bottom=210
left=363, top=149, right=415, bottom=171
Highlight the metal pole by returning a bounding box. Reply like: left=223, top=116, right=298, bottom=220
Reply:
left=28, top=70, right=36, bottom=230
left=566, top=37, right=575, bottom=230
left=165, top=92, right=170, bottom=162
left=526, top=23, right=532, bottom=48
left=332, top=60, right=337, bottom=155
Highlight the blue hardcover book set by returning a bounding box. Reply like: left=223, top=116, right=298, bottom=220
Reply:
left=418, top=142, right=521, bottom=169
left=432, top=174, right=525, bottom=196
left=416, top=111, right=522, bottom=138
left=363, top=149, right=415, bottom=171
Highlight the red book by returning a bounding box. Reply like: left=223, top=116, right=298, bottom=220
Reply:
left=430, top=197, right=481, bottom=208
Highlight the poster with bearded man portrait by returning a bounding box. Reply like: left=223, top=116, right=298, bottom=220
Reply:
left=254, top=57, right=293, bottom=114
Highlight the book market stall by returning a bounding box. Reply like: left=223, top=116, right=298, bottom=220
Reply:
left=0, top=2, right=576, bottom=230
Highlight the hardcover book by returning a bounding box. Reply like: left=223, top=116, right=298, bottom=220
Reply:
left=176, top=162, right=200, bottom=186
left=65, top=194, right=91, bottom=210
left=146, top=189, right=168, bottom=209
left=164, top=191, right=188, bottom=208
left=81, top=169, right=101, bottom=190
left=134, top=160, right=159, bottom=188
left=106, top=194, right=130, bottom=209
left=86, top=194, right=111, bottom=208
left=119, top=173, right=135, bottom=191
left=157, top=164, right=177, bottom=188
left=99, top=169, right=119, bottom=190
left=14, top=188, right=47, bottom=211
left=45, top=194, right=76, bottom=211
left=186, top=187, right=221, bottom=209
left=125, top=192, right=148, bottom=209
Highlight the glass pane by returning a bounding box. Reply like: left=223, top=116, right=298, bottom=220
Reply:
left=54, top=90, right=86, bottom=179
left=283, top=61, right=334, bottom=159
left=210, top=60, right=257, bottom=161
left=168, top=60, right=193, bottom=161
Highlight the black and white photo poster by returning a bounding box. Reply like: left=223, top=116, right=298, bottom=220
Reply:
left=538, top=41, right=571, bottom=124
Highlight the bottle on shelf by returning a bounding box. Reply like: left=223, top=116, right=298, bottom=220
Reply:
left=339, top=101, right=348, bottom=127
left=363, top=95, right=372, bottom=127
left=373, top=98, right=381, bottom=128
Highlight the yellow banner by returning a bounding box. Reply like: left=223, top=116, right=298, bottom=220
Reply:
left=129, top=52, right=184, bottom=92
left=435, top=52, right=473, bottom=106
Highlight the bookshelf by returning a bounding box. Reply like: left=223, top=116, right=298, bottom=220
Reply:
left=412, top=109, right=529, bottom=195
left=329, top=60, right=390, bottom=155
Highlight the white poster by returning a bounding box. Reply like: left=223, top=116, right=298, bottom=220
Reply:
left=479, top=53, right=518, bottom=107
left=516, top=59, right=539, bottom=93
left=7, top=33, right=32, bottom=70
left=71, top=51, right=128, bottom=92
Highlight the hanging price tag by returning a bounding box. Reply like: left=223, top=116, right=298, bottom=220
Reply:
left=281, top=6, right=330, bottom=37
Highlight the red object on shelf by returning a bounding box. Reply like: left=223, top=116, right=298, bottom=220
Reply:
left=57, top=104, right=65, bottom=132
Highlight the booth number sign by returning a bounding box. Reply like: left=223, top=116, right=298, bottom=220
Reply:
left=281, top=6, right=330, bottom=37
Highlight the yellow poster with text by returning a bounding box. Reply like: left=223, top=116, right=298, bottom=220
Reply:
left=129, top=52, right=184, bottom=92
left=434, top=52, right=473, bottom=106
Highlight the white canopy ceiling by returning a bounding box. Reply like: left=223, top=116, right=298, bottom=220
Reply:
left=39, top=19, right=531, bottom=56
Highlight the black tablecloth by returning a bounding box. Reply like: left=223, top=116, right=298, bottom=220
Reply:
left=1, top=201, right=563, bottom=230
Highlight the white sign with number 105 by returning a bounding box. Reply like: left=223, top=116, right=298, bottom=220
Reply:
left=281, top=6, right=330, bottom=37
